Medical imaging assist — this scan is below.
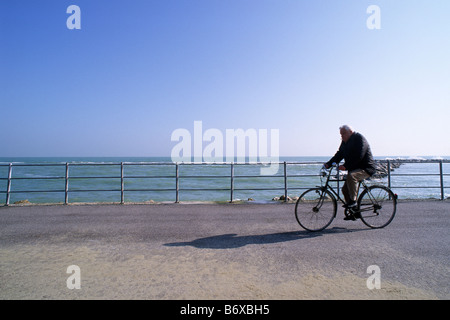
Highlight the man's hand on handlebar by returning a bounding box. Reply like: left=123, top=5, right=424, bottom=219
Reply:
left=323, top=163, right=346, bottom=171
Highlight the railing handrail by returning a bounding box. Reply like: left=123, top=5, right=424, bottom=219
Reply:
left=1, top=159, right=448, bottom=205
left=1, top=159, right=449, bottom=166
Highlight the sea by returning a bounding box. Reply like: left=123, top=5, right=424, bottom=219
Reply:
left=0, top=156, right=449, bottom=204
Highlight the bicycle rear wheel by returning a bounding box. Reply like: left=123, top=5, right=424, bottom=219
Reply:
left=295, top=188, right=337, bottom=232
left=357, top=185, right=397, bottom=229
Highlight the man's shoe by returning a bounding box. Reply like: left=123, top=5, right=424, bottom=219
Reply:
left=344, top=204, right=360, bottom=221
left=346, top=208, right=361, bottom=220
left=344, top=214, right=356, bottom=221
left=353, top=211, right=361, bottom=219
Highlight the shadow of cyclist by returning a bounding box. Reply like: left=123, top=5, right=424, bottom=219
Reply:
left=164, top=227, right=365, bottom=249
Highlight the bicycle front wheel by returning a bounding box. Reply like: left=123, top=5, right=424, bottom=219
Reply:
left=357, top=185, right=397, bottom=229
left=295, top=188, right=337, bottom=232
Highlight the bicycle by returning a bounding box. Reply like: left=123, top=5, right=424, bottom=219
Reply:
left=295, top=163, right=397, bottom=232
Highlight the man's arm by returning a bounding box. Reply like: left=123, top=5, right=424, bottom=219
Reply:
left=325, top=142, right=344, bottom=168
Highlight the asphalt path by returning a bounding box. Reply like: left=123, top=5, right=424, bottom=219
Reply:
left=0, top=200, right=449, bottom=299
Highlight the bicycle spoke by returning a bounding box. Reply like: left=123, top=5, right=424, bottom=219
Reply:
left=295, top=188, right=336, bottom=231
left=358, top=186, right=396, bottom=229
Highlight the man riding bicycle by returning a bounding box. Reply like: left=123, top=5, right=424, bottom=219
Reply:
left=324, top=125, right=376, bottom=220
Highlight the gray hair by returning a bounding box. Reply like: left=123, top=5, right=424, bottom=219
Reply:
left=339, top=125, right=354, bottom=133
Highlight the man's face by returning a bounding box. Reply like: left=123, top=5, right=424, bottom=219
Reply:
left=340, top=129, right=352, bottom=142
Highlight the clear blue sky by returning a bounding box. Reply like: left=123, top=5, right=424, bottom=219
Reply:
left=1, top=0, right=449, bottom=157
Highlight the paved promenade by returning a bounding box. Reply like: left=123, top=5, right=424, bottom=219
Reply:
left=0, top=200, right=449, bottom=299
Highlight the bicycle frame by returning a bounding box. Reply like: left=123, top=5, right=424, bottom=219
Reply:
left=318, top=165, right=347, bottom=205
left=319, top=165, right=375, bottom=207
left=321, top=165, right=390, bottom=211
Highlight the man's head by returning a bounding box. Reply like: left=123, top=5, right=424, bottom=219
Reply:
left=339, top=125, right=354, bottom=142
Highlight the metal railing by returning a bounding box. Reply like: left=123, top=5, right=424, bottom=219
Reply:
left=0, top=159, right=448, bottom=205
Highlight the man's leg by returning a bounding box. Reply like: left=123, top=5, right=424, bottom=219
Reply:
left=343, top=169, right=370, bottom=220
left=341, top=181, right=351, bottom=204
left=345, top=169, right=370, bottom=204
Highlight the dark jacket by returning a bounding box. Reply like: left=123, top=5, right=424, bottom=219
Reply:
left=326, top=132, right=376, bottom=176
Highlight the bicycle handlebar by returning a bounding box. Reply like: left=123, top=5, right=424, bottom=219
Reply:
left=320, top=162, right=338, bottom=177
left=322, top=162, right=337, bottom=170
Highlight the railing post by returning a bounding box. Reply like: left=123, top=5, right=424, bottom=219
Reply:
left=387, top=160, right=391, bottom=189
left=336, top=163, right=340, bottom=198
left=6, top=163, right=12, bottom=206
left=230, top=163, right=234, bottom=203
left=439, top=160, right=444, bottom=200
left=284, top=161, right=287, bottom=202
left=121, top=162, right=124, bottom=204
left=65, top=163, right=69, bottom=204
left=175, top=163, right=179, bottom=203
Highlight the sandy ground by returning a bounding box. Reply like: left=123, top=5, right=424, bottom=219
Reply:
left=0, top=202, right=447, bottom=300
left=0, top=241, right=439, bottom=300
